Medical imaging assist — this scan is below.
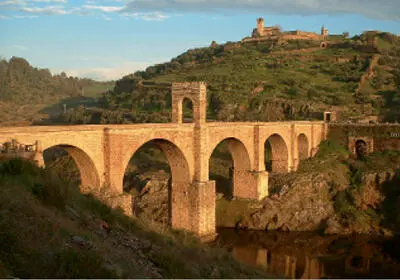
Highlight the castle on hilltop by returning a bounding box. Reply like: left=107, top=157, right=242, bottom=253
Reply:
left=243, top=17, right=328, bottom=43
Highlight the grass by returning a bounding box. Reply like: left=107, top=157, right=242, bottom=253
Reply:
left=0, top=158, right=273, bottom=279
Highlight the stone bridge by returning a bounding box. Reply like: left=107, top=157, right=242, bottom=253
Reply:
left=0, top=82, right=327, bottom=237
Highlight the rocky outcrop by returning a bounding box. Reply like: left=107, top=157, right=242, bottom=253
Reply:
left=248, top=174, right=336, bottom=232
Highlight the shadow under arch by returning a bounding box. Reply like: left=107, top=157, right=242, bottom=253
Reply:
left=123, top=138, right=192, bottom=228
left=265, top=134, right=289, bottom=173
left=297, top=133, right=310, bottom=161
left=209, top=137, right=252, bottom=198
left=43, top=144, right=100, bottom=193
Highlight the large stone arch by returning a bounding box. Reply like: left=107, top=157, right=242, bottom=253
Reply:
left=297, top=133, right=310, bottom=161
left=43, top=144, right=100, bottom=193
left=265, top=134, right=289, bottom=173
left=209, top=137, right=253, bottom=198
left=122, top=138, right=192, bottom=230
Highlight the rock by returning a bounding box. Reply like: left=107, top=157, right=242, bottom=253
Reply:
left=381, top=228, right=394, bottom=237
left=279, top=184, right=289, bottom=196
left=277, top=224, right=290, bottom=232
left=324, top=217, right=344, bottom=235
left=71, top=235, right=92, bottom=248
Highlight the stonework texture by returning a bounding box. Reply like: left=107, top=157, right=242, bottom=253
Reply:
left=0, top=82, right=326, bottom=237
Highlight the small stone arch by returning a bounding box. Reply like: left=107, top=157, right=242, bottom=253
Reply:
left=43, top=144, right=100, bottom=193
left=320, top=41, right=327, bottom=48
left=355, top=139, right=368, bottom=159
left=265, top=134, right=289, bottom=173
left=348, top=136, right=373, bottom=158
left=209, top=137, right=252, bottom=198
left=297, top=133, right=309, bottom=161
left=123, top=138, right=192, bottom=229
left=171, top=82, right=207, bottom=125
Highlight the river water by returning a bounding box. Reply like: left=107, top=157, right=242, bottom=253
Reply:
left=215, top=229, right=400, bottom=279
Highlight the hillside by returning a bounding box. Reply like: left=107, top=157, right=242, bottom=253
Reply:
left=0, top=57, right=114, bottom=126
left=103, top=31, right=400, bottom=123
left=0, top=159, right=271, bottom=278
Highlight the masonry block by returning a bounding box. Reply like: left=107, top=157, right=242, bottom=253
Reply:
left=233, top=170, right=268, bottom=200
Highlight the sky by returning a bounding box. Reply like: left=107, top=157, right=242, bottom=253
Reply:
left=1, top=0, right=400, bottom=81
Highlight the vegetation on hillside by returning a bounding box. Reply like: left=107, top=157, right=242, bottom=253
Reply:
left=0, top=159, right=272, bottom=278
left=0, top=57, right=114, bottom=125
left=101, top=31, right=400, bottom=123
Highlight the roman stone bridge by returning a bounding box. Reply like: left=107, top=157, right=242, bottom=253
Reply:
left=0, top=82, right=327, bottom=237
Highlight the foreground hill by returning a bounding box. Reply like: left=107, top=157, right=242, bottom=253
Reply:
left=103, top=31, right=400, bottom=123
left=0, top=159, right=270, bottom=278
left=0, top=57, right=114, bottom=126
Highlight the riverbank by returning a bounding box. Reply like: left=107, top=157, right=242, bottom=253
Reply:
left=214, top=229, right=400, bottom=279
left=219, top=141, right=400, bottom=236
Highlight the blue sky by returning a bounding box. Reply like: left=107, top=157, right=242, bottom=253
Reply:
left=1, top=0, right=400, bottom=81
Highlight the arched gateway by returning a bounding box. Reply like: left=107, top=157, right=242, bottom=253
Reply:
left=0, top=82, right=327, bottom=237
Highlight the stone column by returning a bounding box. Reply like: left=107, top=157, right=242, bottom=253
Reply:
left=171, top=181, right=191, bottom=230
left=189, top=181, right=216, bottom=237
left=32, top=151, right=45, bottom=168
left=233, top=169, right=268, bottom=200
left=171, top=94, right=183, bottom=124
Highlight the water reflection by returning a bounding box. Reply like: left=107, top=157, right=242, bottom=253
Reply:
left=216, top=229, right=400, bottom=279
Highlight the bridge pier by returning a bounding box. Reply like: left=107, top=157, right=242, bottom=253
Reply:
left=233, top=170, right=268, bottom=200
left=171, top=181, right=216, bottom=237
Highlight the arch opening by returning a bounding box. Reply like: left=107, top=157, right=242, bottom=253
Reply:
left=355, top=140, right=367, bottom=160
left=209, top=138, right=252, bottom=198
left=43, top=145, right=100, bottom=193
left=297, top=134, right=309, bottom=161
left=264, top=134, right=289, bottom=173
left=123, top=139, right=191, bottom=227
left=209, top=138, right=253, bottom=226
left=182, top=97, right=194, bottom=123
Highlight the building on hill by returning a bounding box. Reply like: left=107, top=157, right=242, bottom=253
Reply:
left=252, top=18, right=281, bottom=37
left=243, top=17, right=328, bottom=43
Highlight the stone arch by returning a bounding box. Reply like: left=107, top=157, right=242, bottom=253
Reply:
left=43, top=145, right=100, bottom=193
left=123, top=138, right=191, bottom=184
left=171, top=82, right=207, bottom=125
left=320, top=41, right=327, bottom=48
left=297, top=133, right=309, bottom=160
left=209, top=137, right=253, bottom=198
left=123, top=138, right=192, bottom=229
left=182, top=97, right=194, bottom=123
left=265, top=134, right=289, bottom=173
left=355, top=139, right=368, bottom=159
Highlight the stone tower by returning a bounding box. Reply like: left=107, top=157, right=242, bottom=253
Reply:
left=321, top=25, right=328, bottom=37
left=257, top=17, right=265, bottom=36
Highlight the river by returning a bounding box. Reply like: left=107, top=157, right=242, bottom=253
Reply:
left=215, top=229, right=400, bottom=279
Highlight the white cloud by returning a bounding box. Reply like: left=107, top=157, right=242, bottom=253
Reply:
left=14, top=14, right=38, bottom=18
left=0, top=15, right=11, bottom=19
left=21, top=5, right=69, bottom=14
left=82, top=4, right=124, bottom=13
left=121, top=11, right=169, bottom=21
left=0, top=0, right=25, bottom=6
left=59, top=61, right=155, bottom=81
left=10, top=44, right=28, bottom=51
left=2, top=0, right=399, bottom=21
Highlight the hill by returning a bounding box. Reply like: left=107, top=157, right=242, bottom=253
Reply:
left=102, top=30, right=400, bottom=123
left=0, top=57, right=114, bottom=126
left=0, top=159, right=271, bottom=278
